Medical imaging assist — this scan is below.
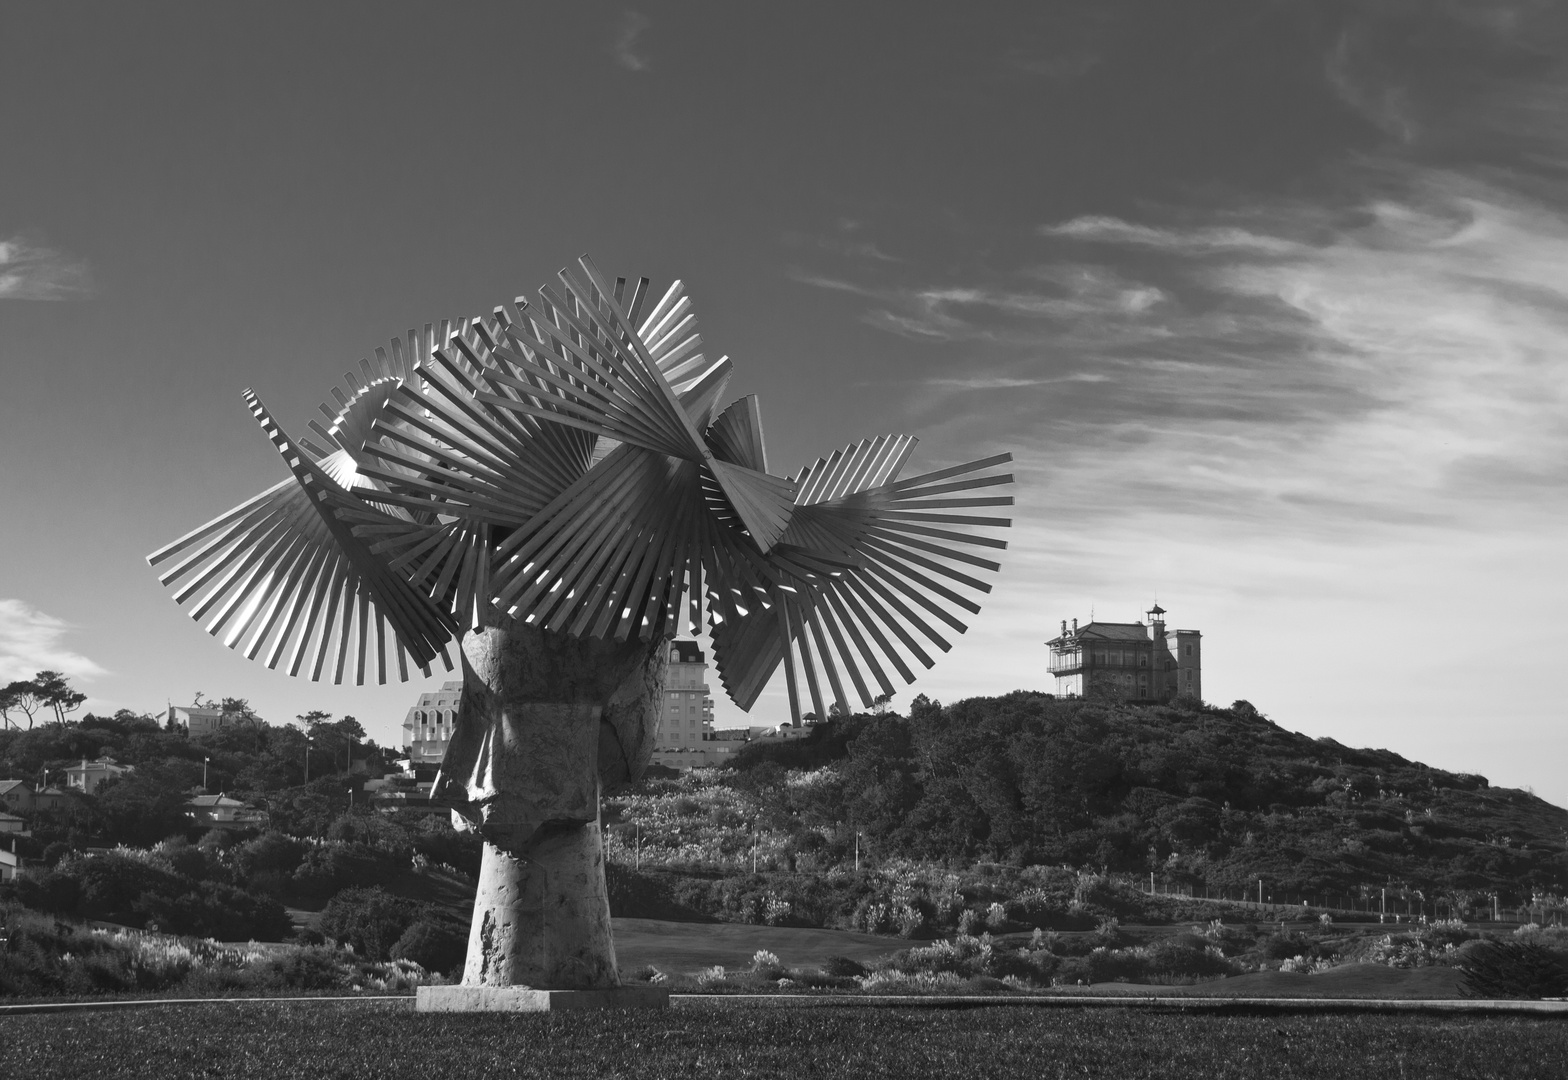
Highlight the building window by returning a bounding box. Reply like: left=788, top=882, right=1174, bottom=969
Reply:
left=1184, top=644, right=1192, bottom=657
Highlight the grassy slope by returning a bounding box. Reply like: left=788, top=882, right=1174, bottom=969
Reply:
left=612, top=917, right=898, bottom=973
left=4, top=1001, right=1565, bottom=1080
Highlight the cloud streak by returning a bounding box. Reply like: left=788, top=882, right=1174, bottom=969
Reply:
left=0, top=236, right=91, bottom=300
left=800, top=171, right=1568, bottom=546
left=0, top=599, right=106, bottom=683
left=613, top=10, right=651, bottom=72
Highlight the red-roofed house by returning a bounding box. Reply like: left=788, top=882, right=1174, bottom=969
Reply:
left=186, top=793, right=267, bottom=831
left=0, top=780, right=34, bottom=815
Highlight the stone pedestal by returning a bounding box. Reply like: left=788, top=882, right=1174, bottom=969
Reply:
left=462, top=808, right=618, bottom=989
left=415, top=985, right=670, bottom=1013
left=432, top=622, right=667, bottom=1000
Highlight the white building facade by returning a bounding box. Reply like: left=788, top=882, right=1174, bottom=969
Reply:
left=650, top=641, right=719, bottom=768
left=401, top=681, right=462, bottom=767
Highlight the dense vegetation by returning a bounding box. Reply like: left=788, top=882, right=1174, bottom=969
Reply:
left=3, top=685, right=1567, bottom=999
left=704, top=693, right=1568, bottom=905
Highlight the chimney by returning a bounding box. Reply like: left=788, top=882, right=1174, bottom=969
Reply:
left=1071, top=618, right=1078, bottom=633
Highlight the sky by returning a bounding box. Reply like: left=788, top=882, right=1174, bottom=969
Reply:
left=2, top=2, right=1566, bottom=804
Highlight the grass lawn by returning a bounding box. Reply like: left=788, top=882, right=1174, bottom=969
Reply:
left=3, top=1000, right=1565, bottom=1079
left=1080, top=965, right=1462, bottom=999
left=611, top=917, right=899, bottom=973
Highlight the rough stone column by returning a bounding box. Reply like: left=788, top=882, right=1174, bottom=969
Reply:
left=435, top=623, right=667, bottom=990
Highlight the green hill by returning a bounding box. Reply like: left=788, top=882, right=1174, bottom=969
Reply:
left=717, top=693, right=1567, bottom=906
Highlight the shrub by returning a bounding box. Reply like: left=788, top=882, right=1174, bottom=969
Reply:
left=290, top=843, right=397, bottom=899
left=262, top=946, right=346, bottom=991
left=1459, top=939, right=1568, bottom=1000
left=138, top=879, right=292, bottom=941
left=18, top=852, right=289, bottom=941
left=391, top=919, right=467, bottom=977
left=823, top=955, right=867, bottom=977
left=234, top=831, right=306, bottom=887
left=318, top=887, right=418, bottom=961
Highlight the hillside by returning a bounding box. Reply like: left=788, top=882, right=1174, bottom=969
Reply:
left=707, top=693, right=1568, bottom=904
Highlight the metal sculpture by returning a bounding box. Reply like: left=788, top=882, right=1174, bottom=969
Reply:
left=148, top=256, right=1012, bottom=1001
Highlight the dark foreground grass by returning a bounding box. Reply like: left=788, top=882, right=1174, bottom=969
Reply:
left=3, top=1001, right=1567, bottom=1079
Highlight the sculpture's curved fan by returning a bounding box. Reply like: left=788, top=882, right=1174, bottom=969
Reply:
left=148, top=257, right=1014, bottom=716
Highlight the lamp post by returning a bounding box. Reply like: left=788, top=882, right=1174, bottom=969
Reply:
left=203, top=756, right=210, bottom=792
left=304, top=735, right=313, bottom=784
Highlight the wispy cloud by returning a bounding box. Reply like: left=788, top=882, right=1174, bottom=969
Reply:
left=613, top=10, right=651, bottom=72
left=0, top=236, right=91, bottom=300
left=797, top=168, right=1568, bottom=556
left=1042, top=217, right=1305, bottom=256
left=782, top=230, right=901, bottom=263
left=0, top=599, right=106, bottom=683
left=795, top=265, right=1170, bottom=343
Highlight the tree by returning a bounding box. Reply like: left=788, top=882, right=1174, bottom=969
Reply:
left=0, top=678, right=45, bottom=730
left=219, top=697, right=266, bottom=750
left=0, top=683, right=23, bottom=730
left=334, top=715, right=365, bottom=772
left=33, top=671, right=86, bottom=726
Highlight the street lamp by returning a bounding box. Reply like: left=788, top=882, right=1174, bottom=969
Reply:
left=203, top=756, right=210, bottom=792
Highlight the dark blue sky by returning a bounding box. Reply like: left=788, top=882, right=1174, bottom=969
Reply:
left=3, top=2, right=1566, bottom=802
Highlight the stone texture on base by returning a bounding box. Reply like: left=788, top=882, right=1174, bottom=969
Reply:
left=416, top=985, right=670, bottom=1013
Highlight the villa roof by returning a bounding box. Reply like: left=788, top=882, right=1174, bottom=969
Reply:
left=187, top=793, right=248, bottom=808
left=65, top=758, right=127, bottom=773
left=0, top=780, right=28, bottom=795
left=670, top=640, right=705, bottom=663
left=1075, top=621, right=1153, bottom=641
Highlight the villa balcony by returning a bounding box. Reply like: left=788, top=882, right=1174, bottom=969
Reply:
left=1047, top=651, right=1083, bottom=674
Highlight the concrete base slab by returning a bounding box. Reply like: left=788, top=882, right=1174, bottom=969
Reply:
left=415, top=985, right=670, bottom=1013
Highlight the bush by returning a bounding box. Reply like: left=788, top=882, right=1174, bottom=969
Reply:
left=318, top=887, right=418, bottom=961
left=290, top=843, right=397, bottom=900
left=262, top=945, right=347, bottom=991
left=823, top=955, right=866, bottom=977
left=137, top=880, right=292, bottom=942
left=1459, top=939, right=1568, bottom=999
left=391, top=919, right=466, bottom=977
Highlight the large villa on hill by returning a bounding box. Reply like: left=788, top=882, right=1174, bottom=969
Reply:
left=1046, top=604, right=1201, bottom=703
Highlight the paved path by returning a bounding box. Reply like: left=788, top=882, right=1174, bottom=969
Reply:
left=2, top=993, right=1564, bottom=1016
